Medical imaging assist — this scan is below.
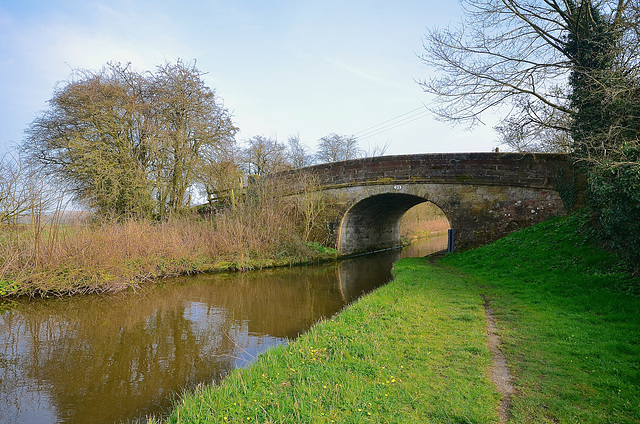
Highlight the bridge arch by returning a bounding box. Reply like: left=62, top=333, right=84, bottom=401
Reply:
left=336, top=188, right=450, bottom=254
left=273, top=153, right=584, bottom=255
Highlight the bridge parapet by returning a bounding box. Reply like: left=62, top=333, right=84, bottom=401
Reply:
left=278, top=153, right=582, bottom=192
left=273, top=153, right=585, bottom=255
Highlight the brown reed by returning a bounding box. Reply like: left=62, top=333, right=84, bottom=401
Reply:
left=0, top=188, right=322, bottom=297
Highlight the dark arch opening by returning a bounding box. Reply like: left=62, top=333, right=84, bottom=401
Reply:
left=337, top=193, right=450, bottom=255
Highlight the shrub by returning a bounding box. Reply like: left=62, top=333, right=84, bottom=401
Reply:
left=588, top=155, right=640, bottom=272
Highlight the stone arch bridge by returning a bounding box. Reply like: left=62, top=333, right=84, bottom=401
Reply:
left=272, top=153, right=584, bottom=256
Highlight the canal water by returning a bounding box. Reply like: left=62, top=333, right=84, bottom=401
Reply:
left=0, top=236, right=446, bottom=424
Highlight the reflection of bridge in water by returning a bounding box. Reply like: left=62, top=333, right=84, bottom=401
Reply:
left=336, top=234, right=448, bottom=302
left=0, top=236, right=445, bottom=424
left=275, top=153, right=584, bottom=255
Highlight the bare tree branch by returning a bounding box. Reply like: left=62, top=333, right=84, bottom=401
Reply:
left=419, top=0, right=637, bottom=152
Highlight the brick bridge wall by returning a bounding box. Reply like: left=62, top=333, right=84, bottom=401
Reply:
left=273, top=153, right=585, bottom=255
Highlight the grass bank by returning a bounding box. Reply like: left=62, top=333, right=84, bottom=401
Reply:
left=439, top=212, right=640, bottom=423
left=154, top=212, right=639, bottom=423
left=0, top=207, right=337, bottom=298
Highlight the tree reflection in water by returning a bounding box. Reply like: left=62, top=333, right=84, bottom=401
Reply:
left=0, top=235, right=446, bottom=424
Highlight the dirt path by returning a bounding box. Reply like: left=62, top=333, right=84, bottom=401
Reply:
left=425, top=254, right=514, bottom=422
left=483, top=295, right=514, bottom=423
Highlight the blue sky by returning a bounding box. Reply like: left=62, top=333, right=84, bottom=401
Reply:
left=0, top=0, right=501, bottom=158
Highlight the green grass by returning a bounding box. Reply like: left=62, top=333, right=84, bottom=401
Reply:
left=440, top=212, right=640, bottom=423
left=154, top=260, right=500, bottom=423
left=154, top=212, right=640, bottom=423
left=305, top=241, right=339, bottom=256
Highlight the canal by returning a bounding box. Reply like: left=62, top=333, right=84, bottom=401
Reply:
left=0, top=236, right=446, bottom=423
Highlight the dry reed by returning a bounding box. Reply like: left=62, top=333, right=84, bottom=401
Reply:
left=0, top=189, right=321, bottom=297
left=0, top=183, right=448, bottom=298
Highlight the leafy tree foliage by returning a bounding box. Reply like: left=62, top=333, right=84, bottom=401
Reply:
left=561, top=2, right=640, bottom=270
left=588, top=149, right=640, bottom=270
left=23, top=61, right=237, bottom=218
left=564, top=1, right=640, bottom=161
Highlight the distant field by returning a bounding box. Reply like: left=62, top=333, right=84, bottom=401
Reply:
left=400, top=201, right=450, bottom=239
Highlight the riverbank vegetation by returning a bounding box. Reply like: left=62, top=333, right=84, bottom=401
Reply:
left=154, top=212, right=639, bottom=423
left=0, top=59, right=396, bottom=298
left=0, top=177, right=450, bottom=298
left=0, top=179, right=341, bottom=297
left=399, top=201, right=449, bottom=241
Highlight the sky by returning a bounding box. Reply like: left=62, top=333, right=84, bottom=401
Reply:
left=0, top=0, right=502, bottom=159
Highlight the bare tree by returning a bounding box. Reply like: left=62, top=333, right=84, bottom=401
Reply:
left=419, top=0, right=638, bottom=153
left=494, top=112, right=573, bottom=153
left=151, top=61, right=237, bottom=216
left=24, top=63, right=154, bottom=217
left=315, top=133, right=361, bottom=163
left=286, top=134, right=314, bottom=168
left=363, top=140, right=391, bottom=157
left=0, top=154, right=31, bottom=224
left=0, top=152, right=52, bottom=224
left=197, top=142, right=244, bottom=208
left=242, top=135, right=290, bottom=176
left=289, top=173, right=331, bottom=242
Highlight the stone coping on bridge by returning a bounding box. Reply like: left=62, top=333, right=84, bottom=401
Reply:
left=274, top=152, right=582, bottom=194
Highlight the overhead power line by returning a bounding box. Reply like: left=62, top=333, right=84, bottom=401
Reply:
left=357, top=110, right=431, bottom=140
left=353, top=106, right=425, bottom=136
left=354, top=106, right=431, bottom=140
